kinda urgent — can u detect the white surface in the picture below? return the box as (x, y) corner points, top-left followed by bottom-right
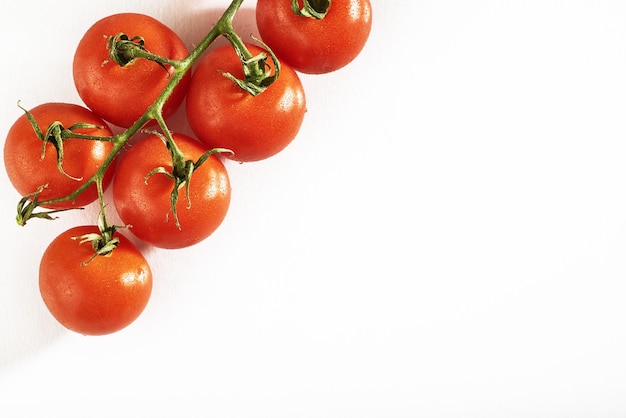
(2, 0), (626, 416)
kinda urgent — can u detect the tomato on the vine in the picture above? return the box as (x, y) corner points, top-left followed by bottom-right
(4, 102), (115, 210)
(73, 13), (190, 128)
(39, 225), (152, 336)
(185, 44), (306, 162)
(256, 0), (372, 74)
(112, 133), (231, 249)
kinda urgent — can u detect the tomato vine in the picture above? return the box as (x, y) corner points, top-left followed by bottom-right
(14, 0), (274, 241)
(4, 0), (372, 335)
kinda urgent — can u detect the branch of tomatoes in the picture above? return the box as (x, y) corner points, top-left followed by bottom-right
(8, 0), (375, 247)
(12, 0), (274, 234)
(5, 0), (372, 335)
(6, 0), (374, 255)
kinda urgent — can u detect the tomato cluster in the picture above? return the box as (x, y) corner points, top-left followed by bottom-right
(3, 0), (372, 336)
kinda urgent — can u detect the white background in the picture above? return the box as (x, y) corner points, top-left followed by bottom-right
(1, 0), (626, 416)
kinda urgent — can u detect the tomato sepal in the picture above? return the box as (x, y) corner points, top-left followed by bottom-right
(291, 0), (330, 19)
(15, 184), (80, 226)
(72, 232), (120, 265)
(221, 36), (281, 96)
(72, 209), (128, 265)
(104, 32), (177, 73)
(18, 101), (111, 182)
(143, 130), (232, 231)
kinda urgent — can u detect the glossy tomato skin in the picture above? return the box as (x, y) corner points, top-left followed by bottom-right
(256, 0), (372, 74)
(39, 226), (152, 336)
(73, 13), (190, 128)
(3, 103), (114, 210)
(113, 133), (231, 249)
(186, 44), (306, 162)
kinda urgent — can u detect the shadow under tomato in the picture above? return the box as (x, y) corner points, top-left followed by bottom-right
(0, 197), (158, 371)
(0, 223), (67, 371)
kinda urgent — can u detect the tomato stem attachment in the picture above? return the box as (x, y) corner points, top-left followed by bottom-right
(143, 125), (232, 230)
(221, 35), (281, 96)
(18, 102), (114, 182)
(73, 179), (126, 266)
(15, 184), (79, 226)
(104, 33), (178, 73)
(73, 213), (122, 266)
(291, 0), (331, 19)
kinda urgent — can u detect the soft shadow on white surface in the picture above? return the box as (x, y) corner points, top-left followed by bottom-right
(0, 203), (100, 370)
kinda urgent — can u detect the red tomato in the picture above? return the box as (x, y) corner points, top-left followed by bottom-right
(3, 102), (114, 210)
(73, 13), (190, 128)
(39, 225), (152, 336)
(185, 44), (306, 162)
(256, 0), (372, 74)
(112, 133), (231, 249)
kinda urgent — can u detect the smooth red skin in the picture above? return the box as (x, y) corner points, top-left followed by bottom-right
(4, 103), (114, 210)
(73, 13), (190, 128)
(256, 0), (372, 74)
(113, 133), (231, 249)
(186, 44), (306, 162)
(39, 226), (152, 336)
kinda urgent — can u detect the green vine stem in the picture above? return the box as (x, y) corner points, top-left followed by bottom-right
(15, 0), (275, 248)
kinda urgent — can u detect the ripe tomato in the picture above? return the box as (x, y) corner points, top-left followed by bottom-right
(256, 0), (372, 74)
(3, 102), (114, 210)
(185, 44), (306, 162)
(39, 225), (152, 336)
(73, 13), (190, 128)
(112, 133), (231, 249)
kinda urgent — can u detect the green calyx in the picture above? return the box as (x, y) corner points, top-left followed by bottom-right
(15, 185), (78, 226)
(143, 130), (232, 230)
(73, 208), (126, 266)
(221, 36), (281, 96)
(291, 0), (331, 19)
(19, 102), (107, 182)
(104, 33), (173, 73)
